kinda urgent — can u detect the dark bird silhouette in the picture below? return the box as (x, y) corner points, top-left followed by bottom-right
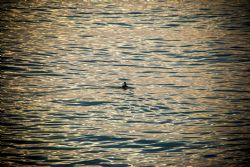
(122, 82), (128, 89)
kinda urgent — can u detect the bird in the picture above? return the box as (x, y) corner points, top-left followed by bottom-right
(122, 82), (128, 89)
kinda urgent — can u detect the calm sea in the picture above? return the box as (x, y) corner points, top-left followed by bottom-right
(1, 0), (250, 166)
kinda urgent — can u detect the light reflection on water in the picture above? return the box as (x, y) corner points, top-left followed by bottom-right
(1, 0), (250, 166)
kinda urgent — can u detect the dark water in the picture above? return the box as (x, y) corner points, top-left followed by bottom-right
(1, 0), (250, 166)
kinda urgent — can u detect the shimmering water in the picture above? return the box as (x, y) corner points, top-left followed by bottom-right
(1, 0), (250, 166)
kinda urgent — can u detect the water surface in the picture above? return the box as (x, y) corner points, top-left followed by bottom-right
(1, 0), (250, 166)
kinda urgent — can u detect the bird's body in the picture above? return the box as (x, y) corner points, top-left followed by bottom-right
(122, 82), (128, 89)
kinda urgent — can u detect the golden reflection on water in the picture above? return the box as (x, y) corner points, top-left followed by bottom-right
(1, 0), (250, 166)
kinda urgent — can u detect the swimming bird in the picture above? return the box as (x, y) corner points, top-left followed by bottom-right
(122, 82), (128, 89)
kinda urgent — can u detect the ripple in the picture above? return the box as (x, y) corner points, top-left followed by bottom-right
(52, 159), (110, 166)
(50, 99), (112, 106)
(142, 141), (186, 153)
